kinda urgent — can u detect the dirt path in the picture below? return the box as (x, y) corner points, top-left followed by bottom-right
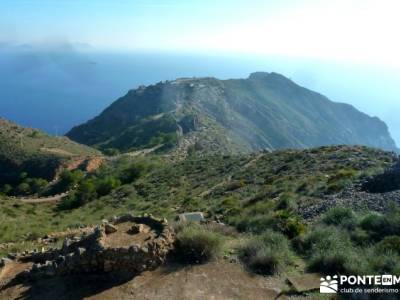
(40, 147), (74, 156)
(106, 261), (287, 300)
(242, 152), (264, 169)
(107, 144), (164, 162)
(199, 153), (264, 198)
(14, 156), (104, 204)
(0, 261), (288, 300)
(199, 175), (232, 197)
(18, 192), (67, 203)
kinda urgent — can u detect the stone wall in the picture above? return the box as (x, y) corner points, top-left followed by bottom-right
(25, 214), (175, 278)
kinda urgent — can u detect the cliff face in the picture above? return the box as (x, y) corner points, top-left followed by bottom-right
(66, 72), (398, 154)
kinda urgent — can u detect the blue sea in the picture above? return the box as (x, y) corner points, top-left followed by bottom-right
(0, 48), (399, 145)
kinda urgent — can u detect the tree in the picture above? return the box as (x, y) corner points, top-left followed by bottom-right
(120, 161), (149, 183)
(59, 170), (84, 190)
(30, 178), (48, 194)
(96, 176), (121, 196)
(17, 182), (31, 195)
(103, 148), (120, 156)
(19, 172), (28, 181)
(76, 179), (97, 205)
(1, 184), (12, 195)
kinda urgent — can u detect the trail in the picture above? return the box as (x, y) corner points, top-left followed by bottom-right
(17, 192), (68, 203)
(108, 144), (164, 161)
(199, 153), (264, 197)
(14, 156), (104, 204)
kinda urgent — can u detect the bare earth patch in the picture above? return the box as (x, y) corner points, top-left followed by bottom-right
(102, 222), (155, 249)
(0, 261), (290, 300)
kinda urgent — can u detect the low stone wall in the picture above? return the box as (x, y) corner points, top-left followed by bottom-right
(27, 214), (175, 277)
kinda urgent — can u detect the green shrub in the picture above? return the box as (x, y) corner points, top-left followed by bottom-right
(29, 178), (48, 194)
(375, 236), (400, 255)
(273, 210), (306, 238)
(350, 228), (371, 245)
(57, 192), (81, 210)
(275, 193), (297, 211)
(235, 214), (276, 233)
(359, 212), (390, 241)
(307, 247), (365, 275)
(175, 224), (225, 264)
(239, 230), (294, 275)
(327, 181), (348, 194)
(293, 226), (352, 255)
(359, 212), (387, 232)
(50, 170), (84, 195)
(1, 184), (12, 195)
(218, 196), (241, 216)
(367, 250), (400, 274)
(234, 209), (305, 238)
(96, 176), (121, 196)
(103, 148), (120, 156)
(17, 182), (31, 195)
(322, 207), (357, 229)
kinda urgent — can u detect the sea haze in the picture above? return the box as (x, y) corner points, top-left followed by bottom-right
(0, 47), (399, 146)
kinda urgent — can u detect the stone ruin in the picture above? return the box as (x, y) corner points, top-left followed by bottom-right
(18, 214), (175, 278)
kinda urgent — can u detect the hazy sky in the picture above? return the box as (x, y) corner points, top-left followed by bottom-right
(1, 0), (400, 144)
(2, 0), (400, 67)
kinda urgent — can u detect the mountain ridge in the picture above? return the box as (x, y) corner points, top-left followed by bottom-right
(66, 72), (397, 155)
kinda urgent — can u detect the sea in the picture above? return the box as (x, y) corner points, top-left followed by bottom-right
(0, 48), (399, 145)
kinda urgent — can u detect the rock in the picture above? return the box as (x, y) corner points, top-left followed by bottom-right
(105, 224), (118, 234)
(23, 214), (175, 279)
(31, 263), (40, 272)
(7, 253), (16, 260)
(44, 261), (56, 276)
(130, 224), (146, 234)
(62, 238), (72, 250)
(104, 260), (113, 272)
(0, 257), (12, 267)
(76, 247), (86, 256)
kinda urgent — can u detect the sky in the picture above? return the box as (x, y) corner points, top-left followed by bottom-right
(1, 0), (400, 144)
(1, 0), (399, 67)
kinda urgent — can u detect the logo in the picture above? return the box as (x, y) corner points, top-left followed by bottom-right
(320, 275), (338, 294)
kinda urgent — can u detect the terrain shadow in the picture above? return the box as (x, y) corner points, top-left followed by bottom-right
(362, 162), (400, 193)
(1, 271), (138, 300)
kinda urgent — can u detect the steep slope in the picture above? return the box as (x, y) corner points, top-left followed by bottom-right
(67, 72), (397, 154)
(0, 118), (99, 183)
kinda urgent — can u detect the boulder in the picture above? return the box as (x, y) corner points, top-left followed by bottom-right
(105, 224), (118, 234)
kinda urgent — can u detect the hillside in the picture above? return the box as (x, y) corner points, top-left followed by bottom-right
(1, 145), (397, 245)
(0, 118), (99, 184)
(2, 145), (400, 298)
(67, 72), (397, 155)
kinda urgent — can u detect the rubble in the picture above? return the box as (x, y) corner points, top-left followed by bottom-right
(17, 214), (175, 278)
(104, 223), (118, 234)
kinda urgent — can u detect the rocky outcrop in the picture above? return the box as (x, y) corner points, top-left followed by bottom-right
(301, 165), (400, 220)
(20, 214), (175, 278)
